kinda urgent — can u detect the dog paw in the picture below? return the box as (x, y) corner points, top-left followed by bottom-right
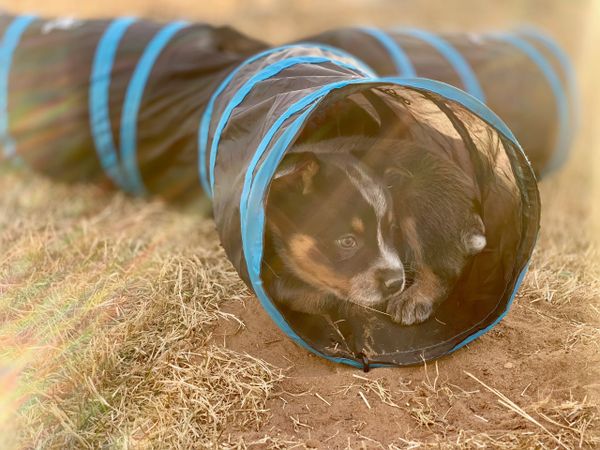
(386, 292), (434, 325)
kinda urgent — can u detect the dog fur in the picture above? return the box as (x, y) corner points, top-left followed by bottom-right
(262, 138), (405, 315)
(380, 140), (487, 325)
(263, 135), (486, 327)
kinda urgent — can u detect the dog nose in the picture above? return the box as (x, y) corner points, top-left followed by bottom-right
(379, 269), (405, 296)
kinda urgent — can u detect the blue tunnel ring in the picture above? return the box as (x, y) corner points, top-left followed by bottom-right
(359, 27), (416, 77)
(89, 19), (188, 195)
(518, 27), (580, 173)
(0, 15), (37, 160)
(392, 27), (486, 102)
(90, 16), (137, 190)
(208, 55), (373, 196)
(488, 32), (571, 177)
(239, 75), (533, 367)
(198, 43), (375, 198)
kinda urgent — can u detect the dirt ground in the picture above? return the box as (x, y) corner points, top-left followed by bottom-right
(1, 0), (599, 448)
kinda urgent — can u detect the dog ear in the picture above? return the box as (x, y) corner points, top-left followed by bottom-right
(272, 152), (320, 195)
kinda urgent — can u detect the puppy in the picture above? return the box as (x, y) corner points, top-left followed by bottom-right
(382, 141), (487, 325)
(262, 138), (405, 316)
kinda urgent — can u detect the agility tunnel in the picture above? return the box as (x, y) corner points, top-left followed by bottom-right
(0, 15), (266, 198)
(304, 27), (579, 177)
(0, 15), (540, 368)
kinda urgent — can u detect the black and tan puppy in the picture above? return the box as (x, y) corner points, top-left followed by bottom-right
(382, 141), (487, 325)
(263, 138), (405, 316)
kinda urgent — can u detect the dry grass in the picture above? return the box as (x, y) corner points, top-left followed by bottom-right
(0, 171), (283, 448)
(1, 0), (600, 449)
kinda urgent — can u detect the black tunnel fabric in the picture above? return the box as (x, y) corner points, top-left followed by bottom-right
(1, 15), (541, 367)
(303, 27), (579, 177)
(193, 44), (540, 367)
(0, 15), (267, 198)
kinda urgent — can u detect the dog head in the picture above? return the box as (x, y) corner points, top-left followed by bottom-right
(265, 145), (405, 310)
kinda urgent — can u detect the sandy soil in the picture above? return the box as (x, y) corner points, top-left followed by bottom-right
(1, 0), (599, 448)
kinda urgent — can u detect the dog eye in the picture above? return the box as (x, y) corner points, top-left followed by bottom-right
(335, 234), (357, 249)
